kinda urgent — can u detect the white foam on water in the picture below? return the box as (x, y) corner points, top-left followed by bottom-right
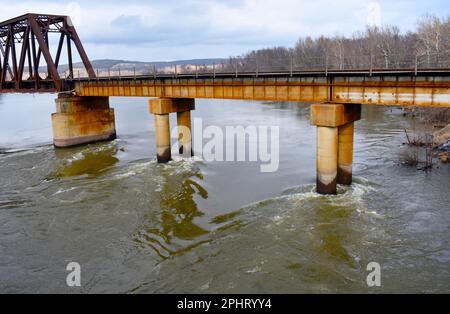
(243, 177), (383, 225)
(160, 156), (202, 175)
(357, 209), (384, 219)
(52, 187), (78, 195)
(114, 171), (138, 179)
(112, 161), (155, 179)
(66, 152), (84, 164)
(245, 265), (262, 273)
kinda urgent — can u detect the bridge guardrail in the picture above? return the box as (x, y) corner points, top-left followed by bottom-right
(62, 50), (450, 80)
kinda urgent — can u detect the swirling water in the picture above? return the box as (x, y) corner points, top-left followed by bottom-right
(0, 94), (449, 293)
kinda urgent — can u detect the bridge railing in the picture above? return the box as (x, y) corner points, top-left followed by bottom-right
(64, 50), (450, 80)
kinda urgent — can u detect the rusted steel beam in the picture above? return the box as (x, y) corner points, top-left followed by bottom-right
(1, 30), (11, 84)
(65, 18), (96, 78)
(73, 75), (450, 107)
(17, 26), (30, 88)
(0, 51), (2, 86)
(30, 29), (40, 89)
(9, 25), (18, 83)
(26, 35), (32, 79)
(0, 13), (64, 28)
(54, 33), (65, 68)
(67, 33), (73, 79)
(44, 30), (51, 79)
(36, 47), (42, 69)
(0, 41), (14, 79)
(28, 15), (61, 91)
(0, 14), (95, 92)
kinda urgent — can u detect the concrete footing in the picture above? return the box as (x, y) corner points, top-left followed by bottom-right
(52, 95), (116, 148)
(149, 98), (195, 163)
(311, 103), (361, 194)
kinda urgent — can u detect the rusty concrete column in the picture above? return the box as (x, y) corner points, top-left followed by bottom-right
(177, 110), (193, 157)
(311, 103), (361, 195)
(317, 126), (338, 194)
(154, 114), (171, 163)
(52, 95), (116, 148)
(149, 98), (195, 162)
(338, 122), (354, 185)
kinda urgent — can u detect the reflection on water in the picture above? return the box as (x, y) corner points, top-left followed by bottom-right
(0, 94), (449, 293)
(135, 165), (209, 260)
(313, 204), (355, 267)
(54, 143), (120, 178)
(131, 182), (386, 293)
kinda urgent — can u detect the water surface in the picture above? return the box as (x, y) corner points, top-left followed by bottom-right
(0, 94), (449, 293)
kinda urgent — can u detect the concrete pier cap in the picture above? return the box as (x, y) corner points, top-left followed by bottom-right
(149, 98), (195, 115)
(52, 94), (116, 148)
(310, 103), (361, 194)
(310, 103), (361, 127)
(149, 98), (195, 163)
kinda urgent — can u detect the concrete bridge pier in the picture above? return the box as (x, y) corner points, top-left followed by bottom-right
(338, 122), (355, 185)
(154, 114), (171, 163)
(177, 110), (193, 157)
(149, 98), (195, 163)
(311, 103), (361, 194)
(52, 95), (116, 148)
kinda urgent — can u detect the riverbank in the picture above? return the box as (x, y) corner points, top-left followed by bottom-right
(402, 108), (450, 166)
(434, 124), (450, 163)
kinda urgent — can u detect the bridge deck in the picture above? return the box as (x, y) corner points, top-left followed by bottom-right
(2, 69), (450, 107)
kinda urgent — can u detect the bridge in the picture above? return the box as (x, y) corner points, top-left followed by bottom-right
(1, 14), (450, 194)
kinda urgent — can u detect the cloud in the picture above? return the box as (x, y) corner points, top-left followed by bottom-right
(0, 0), (447, 61)
(366, 2), (382, 26)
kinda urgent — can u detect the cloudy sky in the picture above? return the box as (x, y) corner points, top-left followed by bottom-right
(1, 0), (448, 62)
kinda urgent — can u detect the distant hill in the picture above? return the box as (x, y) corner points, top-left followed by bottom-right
(52, 58), (228, 74)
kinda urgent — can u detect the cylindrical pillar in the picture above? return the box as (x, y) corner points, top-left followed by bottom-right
(338, 122), (354, 185)
(154, 114), (171, 163)
(316, 126), (338, 194)
(177, 110), (193, 157)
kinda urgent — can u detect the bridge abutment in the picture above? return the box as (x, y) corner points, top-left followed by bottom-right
(52, 95), (116, 148)
(311, 103), (361, 194)
(149, 98), (195, 163)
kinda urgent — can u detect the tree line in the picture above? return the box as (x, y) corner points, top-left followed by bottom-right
(222, 14), (450, 72)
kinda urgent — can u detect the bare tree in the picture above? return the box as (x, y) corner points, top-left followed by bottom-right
(416, 14), (448, 67)
(223, 14), (449, 73)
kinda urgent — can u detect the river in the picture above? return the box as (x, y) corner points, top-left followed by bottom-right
(0, 94), (449, 293)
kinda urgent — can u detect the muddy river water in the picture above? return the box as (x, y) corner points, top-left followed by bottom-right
(0, 94), (449, 293)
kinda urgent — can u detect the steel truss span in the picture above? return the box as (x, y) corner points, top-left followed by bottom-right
(0, 13), (95, 92)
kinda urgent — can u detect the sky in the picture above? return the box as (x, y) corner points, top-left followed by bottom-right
(1, 0), (449, 62)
